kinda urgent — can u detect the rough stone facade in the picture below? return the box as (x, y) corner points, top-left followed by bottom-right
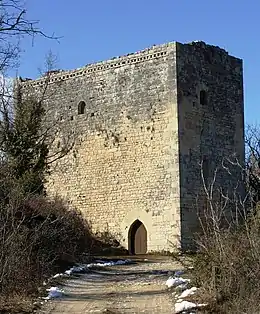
(20, 41), (244, 251)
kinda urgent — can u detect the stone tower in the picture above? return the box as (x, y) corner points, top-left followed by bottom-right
(20, 41), (244, 252)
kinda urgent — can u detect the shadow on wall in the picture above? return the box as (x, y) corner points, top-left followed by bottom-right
(93, 229), (128, 256)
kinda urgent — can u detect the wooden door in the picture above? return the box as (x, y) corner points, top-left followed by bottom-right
(134, 223), (147, 254)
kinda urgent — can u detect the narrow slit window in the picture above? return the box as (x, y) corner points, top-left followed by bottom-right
(200, 90), (207, 105)
(78, 101), (86, 114)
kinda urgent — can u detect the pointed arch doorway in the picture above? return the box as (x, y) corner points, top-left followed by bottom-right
(128, 220), (147, 254)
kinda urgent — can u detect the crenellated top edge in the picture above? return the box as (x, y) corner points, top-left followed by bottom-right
(20, 42), (177, 87)
(19, 40), (239, 87)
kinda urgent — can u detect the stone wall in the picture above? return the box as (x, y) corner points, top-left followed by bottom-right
(35, 43), (181, 252)
(176, 42), (244, 248)
(20, 41), (244, 252)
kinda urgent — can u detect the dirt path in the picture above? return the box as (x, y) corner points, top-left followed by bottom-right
(39, 257), (181, 314)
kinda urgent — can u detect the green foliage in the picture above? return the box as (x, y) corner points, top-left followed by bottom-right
(1, 89), (49, 194)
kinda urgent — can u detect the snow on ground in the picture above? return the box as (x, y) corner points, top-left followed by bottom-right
(44, 287), (64, 300)
(175, 300), (207, 314)
(166, 276), (190, 288)
(44, 259), (132, 299)
(52, 259), (132, 279)
(43, 259), (206, 313)
(178, 286), (197, 299)
(52, 273), (64, 279)
(65, 265), (85, 275)
(165, 270), (207, 313)
(86, 259), (132, 268)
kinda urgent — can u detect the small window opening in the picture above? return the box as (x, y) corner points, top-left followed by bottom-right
(200, 90), (207, 105)
(78, 101), (86, 114)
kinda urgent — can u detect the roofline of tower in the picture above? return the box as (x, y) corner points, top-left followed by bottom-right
(19, 40), (240, 87)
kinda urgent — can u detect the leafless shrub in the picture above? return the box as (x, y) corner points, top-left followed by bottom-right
(191, 153), (260, 313)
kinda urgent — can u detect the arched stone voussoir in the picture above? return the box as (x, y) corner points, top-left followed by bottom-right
(121, 209), (153, 251)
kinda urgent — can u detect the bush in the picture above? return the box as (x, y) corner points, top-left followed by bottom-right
(192, 211), (260, 313)
(0, 194), (94, 296)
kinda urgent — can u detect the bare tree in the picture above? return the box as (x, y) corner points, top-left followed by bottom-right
(245, 124), (260, 208)
(0, 0), (57, 74)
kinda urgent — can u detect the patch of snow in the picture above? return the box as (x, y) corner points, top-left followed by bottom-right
(86, 259), (132, 268)
(52, 273), (64, 279)
(175, 300), (207, 314)
(178, 286), (197, 299)
(175, 300), (197, 313)
(166, 271), (207, 313)
(166, 276), (190, 288)
(50, 259), (132, 282)
(65, 265), (85, 275)
(175, 300), (207, 313)
(49, 259), (132, 284)
(44, 287), (64, 300)
(64, 269), (73, 275)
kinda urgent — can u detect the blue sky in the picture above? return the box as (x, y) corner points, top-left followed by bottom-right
(18, 0), (259, 125)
